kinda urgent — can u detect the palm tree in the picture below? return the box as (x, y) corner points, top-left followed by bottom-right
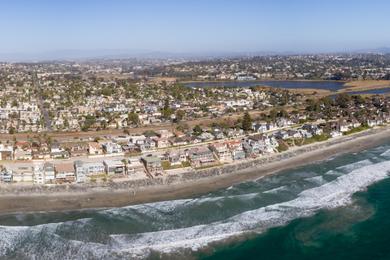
(121, 159), (128, 175)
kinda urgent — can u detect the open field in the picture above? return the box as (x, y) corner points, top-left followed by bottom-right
(341, 80), (390, 92)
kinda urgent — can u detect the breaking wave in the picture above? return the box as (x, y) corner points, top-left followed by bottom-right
(109, 160), (390, 256)
(0, 153), (390, 259)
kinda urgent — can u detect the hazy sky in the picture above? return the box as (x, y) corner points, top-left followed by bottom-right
(0, 0), (389, 54)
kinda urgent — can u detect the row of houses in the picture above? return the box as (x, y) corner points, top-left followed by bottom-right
(154, 135), (278, 171)
(0, 158), (145, 184)
(0, 132), (281, 184)
(0, 128), (238, 162)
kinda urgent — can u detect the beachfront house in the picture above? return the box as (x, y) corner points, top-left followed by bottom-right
(74, 160), (105, 182)
(302, 124), (323, 135)
(33, 163), (44, 184)
(350, 119), (362, 128)
(287, 130), (302, 139)
(226, 140), (246, 161)
(298, 129), (313, 139)
(125, 157), (145, 175)
(337, 120), (350, 133)
(0, 144), (13, 161)
(244, 135), (277, 155)
(141, 156), (163, 175)
(103, 159), (126, 175)
(43, 162), (56, 184)
(367, 118), (383, 127)
(0, 169), (13, 183)
(138, 138), (157, 152)
(330, 131), (343, 138)
(274, 130), (289, 140)
(12, 166), (34, 183)
(188, 146), (216, 168)
(166, 150), (187, 166)
(55, 163), (76, 184)
(209, 142), (232, 162)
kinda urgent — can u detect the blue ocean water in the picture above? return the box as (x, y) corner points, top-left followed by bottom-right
(1, 142), (390, 259)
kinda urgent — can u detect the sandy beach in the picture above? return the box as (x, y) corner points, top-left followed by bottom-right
(0, 126), (390, 215)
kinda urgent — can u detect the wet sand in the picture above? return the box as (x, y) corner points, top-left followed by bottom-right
(0, 127), (390, 215)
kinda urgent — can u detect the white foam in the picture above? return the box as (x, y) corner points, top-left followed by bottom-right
(104, 192), (260, 218)
(1, 160), (389, 259)
(304, 176), (327, 185)
(104, 198), (193, 218)
(380, 149), (390, 158)
(263, 185), (288, 194)
(108, 160), (390, 256)
(325, 170), (343, 176)
(336, 159), (373, 173)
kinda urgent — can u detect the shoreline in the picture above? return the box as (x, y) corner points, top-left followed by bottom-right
(0, 127), (390, 215)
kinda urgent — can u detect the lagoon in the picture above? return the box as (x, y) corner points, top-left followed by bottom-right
(185, 80), (346, 91)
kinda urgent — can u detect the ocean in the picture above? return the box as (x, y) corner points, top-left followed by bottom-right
(1, 142), (390, 259)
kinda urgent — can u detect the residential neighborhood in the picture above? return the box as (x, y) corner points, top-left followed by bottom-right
(1, 90), (390, 185)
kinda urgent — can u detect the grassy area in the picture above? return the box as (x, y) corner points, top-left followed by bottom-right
(277, 141), (289, 152)
(344, 125), (370, 135)
(195, 163), (223, 170)
(162, 161), (191, 170)
(89, 173), (108, 182)
(293, 134), (330, 146)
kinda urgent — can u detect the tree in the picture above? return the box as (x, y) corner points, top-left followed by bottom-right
(353, 95), (365, 106)
(320, 96), (334, 107)
(193, 125), (203, 136)
(175, 110), (185, 122)
(200, 104), (209, 113)
(11, 100), (18, 107)
(162, 99), (173, 119)
(127, 112), (139, 125)
(121, 159), (128, 175)
(8, 127), (16, 134)
(81, 115), (96, 131)
(242, 112), (252, 131)
(279, 109), (288, 118)
(100, 87), (113, 96)
(63, 117), (69, 129)
(335, 93), (351, 108)
(269, 108), (278, 121)
(306, 99), (320, 112)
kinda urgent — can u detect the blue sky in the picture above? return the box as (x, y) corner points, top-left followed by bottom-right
(0, 0), (389, 55)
